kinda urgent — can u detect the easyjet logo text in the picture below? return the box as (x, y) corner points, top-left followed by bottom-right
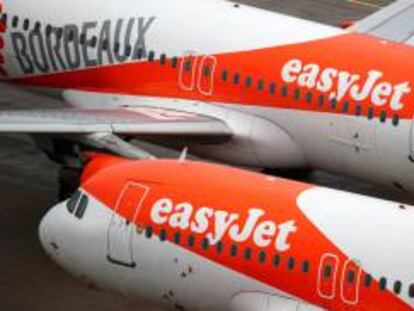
(281, 59), (411, 111)
(150, 198), (297, 252)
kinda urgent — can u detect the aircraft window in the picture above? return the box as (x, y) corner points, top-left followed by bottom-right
(341, 101), (349, 113)
(393, 281), (402, 295)
(67, 190), (81, 214)
(269, 82), (276, 94)
(145, 226), (153, 238)
(23, 18), (29, 31)
(173, 232), (181, 244)
(102, 39), (108, 50)
(46, 25), (52, 37)
(12, 16), (18, 28)
(80, 34), (87, 45)
(392, 115), (400, 127)
(1, 13), (7, 25)
(148, 51), (155, 62)
(171, 57), (178, 68)
(160, 54), (167, 65)
(221, 70), (229, 82)
(281, 85), (288, 97)
(306, 91), (313, 104)
(380, 111), (387, 123)
(56, 28), (63, 40)
(125, 45), (132, 57)
(367, 107), (374, 120)
(159, 228), (167, 242)
(330, 98), (337, 109)
(136, 48), (144, 60)
(245, 76), (253, 88)
(287, 257), (295, 270)
(216, 241), (223, 254)
(355, 105), (362, 116)
(90, 36), (97, 48)
(259, 251), (266, 264)
(409, 284), (414, 298)
(318, 95), (324, 107)
(302, 260), (310, 273)
(233, 73), (240, 85)
(244, 247), (252, 260)
(203, 66), (211, 77)
(187, 235), (195, 247)
(324, 265), (332, 278)
(230, 244), (238, 257)
(379, 277), (387, 291)
(364, 274), (372, 287)
(257, 79), (264, 91)
(273, 254), (281, 267)
(347, 270), (356, 284)
(201, 238), (209, 250)
(34, 22), (41, 33)
(183, 60), (192, 72)
(294, 88), (300, 100)
(75, 195), (89, 219)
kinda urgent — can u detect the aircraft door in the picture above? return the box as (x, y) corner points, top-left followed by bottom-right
(340, 259), (362, 305)
(107, 182), (149, 268)
(197, 55), (217, 96)
(178, 52), (199, 91)
(317, 253), (339, 300)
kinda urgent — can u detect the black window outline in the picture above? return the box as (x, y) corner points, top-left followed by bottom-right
(187, 235), (195, 247)
(202, 65), (211, 78)
(318, 95), (325, 107)
(145, 225), (153, 239)
(392, 114), (400, 127)
(216, 241), (224, 254)
(281, 85), (288, 97)
(379, 277), (387, 291)
(232, 73), (240, 85)
(324, 265), (332, 278)
(367, 107), (374, 120)
(364, 274), (372, 288)
(294, 88), (300, 101)
(341, 101), (349, 113)
(90, 36), (97, 48)
(34, 21), (41, 33)
(136, 48), (144, 60)
(148, 50), (155, 62)
(393, 280), (402, 295)
(379, 111), (387, 123)
(346, 270), (356, 285)
(273, 254), (281, 267)
(302, 260), (310, 273)
(160, 54), (167, 65)
(101, 39), (109, 50)
(74, 194), (89, 219)
(269, 82), (276, 94)
(221, 70), (229, 82)
(245, 76), (253, 88)
(173, 231), (181, 244)
(23, 18), (29, 31)
(80, 33), (87, 46)
(125, 45), (132, 57)
(159, 228), (167, 242)
(201, 238), (210, 251)
(66, 190), (81, 214)
(259, 251), (266, 264)
(230, 244), (238, 257)
(243, 247), (252, 260)
(330, 98), (337, 109)
(171, 57), (178, 69)
(257, 79), (264, 91)
(355, 104), (362, 116)
(1, 13), (8, 26)
(409, 284), (414, 298)
(305, 91), (313, 104)
(12, 15), (18, 28)
(287, 257), (295, 271)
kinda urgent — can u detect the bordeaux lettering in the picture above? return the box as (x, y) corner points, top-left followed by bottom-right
(150, 197), (297, 252)
(281, 58), (411, 111)
(11, 16), (156, 75)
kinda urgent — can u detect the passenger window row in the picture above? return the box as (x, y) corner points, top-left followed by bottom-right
(143, 225), (414, 299)
(2, 13), (401, 127)
(220, 68), (400, 127)
(66, 190), (89, 219)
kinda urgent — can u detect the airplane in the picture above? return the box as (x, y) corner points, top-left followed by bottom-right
(0, 0), (414, 197)
(39, 152), (414, 310)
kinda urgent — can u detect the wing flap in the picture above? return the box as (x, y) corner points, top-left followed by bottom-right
(0, 108), (232, 137)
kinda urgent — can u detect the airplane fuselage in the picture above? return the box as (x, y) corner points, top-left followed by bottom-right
(2, 0), (414, 193)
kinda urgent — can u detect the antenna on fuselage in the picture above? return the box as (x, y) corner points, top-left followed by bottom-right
(179, 147), (188, 163)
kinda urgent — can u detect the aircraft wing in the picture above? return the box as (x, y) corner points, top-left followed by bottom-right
(353, 0), (414, 45)
(0, 107), (231, 137)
